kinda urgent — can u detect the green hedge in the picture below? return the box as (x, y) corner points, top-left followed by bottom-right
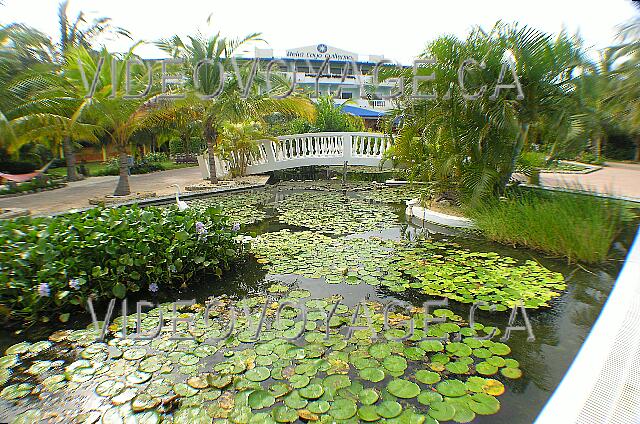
(0, 205), (244, 323)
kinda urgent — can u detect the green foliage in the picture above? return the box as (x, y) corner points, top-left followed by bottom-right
(0, 177), (63, 196)
(0, 204), (243, 323)
(143, 152), (168, 163)
(466, 190), (632, 263)
(385, 22), (584, 201)
(219, 121), (274, 176)
(169, 138), (206, 155)
(268, 97), (364, 136)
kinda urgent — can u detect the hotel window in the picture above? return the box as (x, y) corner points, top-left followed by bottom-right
(341, 92), (353, 99)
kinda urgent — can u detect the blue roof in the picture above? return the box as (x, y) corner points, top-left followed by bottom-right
(341, 105), (386, 118)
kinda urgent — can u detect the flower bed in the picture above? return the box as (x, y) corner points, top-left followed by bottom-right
(0, 204), (245, 323)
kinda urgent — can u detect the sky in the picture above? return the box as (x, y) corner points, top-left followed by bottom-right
(1, 0), (638, 63)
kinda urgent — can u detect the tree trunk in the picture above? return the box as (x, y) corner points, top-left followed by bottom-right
(204, 115), (218, 184)
(500, 123), (530, 191)
(63, 136), (80, 182)
(595, 135), (602, 160)
(113, 148), (131, 196)
(635, 135), (640, 162)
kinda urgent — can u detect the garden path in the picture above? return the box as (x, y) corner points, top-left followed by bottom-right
(539, 162), (640, 201)
(0, 167), (265, 216)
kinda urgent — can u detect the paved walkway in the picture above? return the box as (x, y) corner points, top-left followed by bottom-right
(2, 162), (639, 217)
(0, 167), (211, 216)
(539, 162), (640, 201)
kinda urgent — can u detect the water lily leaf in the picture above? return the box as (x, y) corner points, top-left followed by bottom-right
(323, 374), (351, 390)
(245, 366), (270, 382)
(299, 383), (324, 399)
(359, 367), (385, 383)
(415, 370), (440, 385)
(174, 407), (210, 424)
(271, 405), (298, 422)
(96, 380), (125, 398)
(428, 401), (455, 421)
(436, 380), (467, 397)
(467, 393), (500, 415)
(329, 398), (357, 420)
(383, 356), (408, 374)
(376, 400), (403, 419)
(132, 394), (161, 412)
(476, 362), (499, 376)
(387, 379), (421, 398)
(307, 400), (330, 414)
(248, 390), (276, 409)
(289, 374), (309, 388)
(359, 388), (379, 405)
(489, 343), (511, 356)
(284, 390), (308, 409)
(1, 383), (32, 400)
(501, 367), (523, 379)
(358, 405), (381, 422)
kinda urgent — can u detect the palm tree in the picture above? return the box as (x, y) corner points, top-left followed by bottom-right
(570, 49), (616, 160)
(611, 16), (640, 161)
(385, 22), (583, 201)
(0, 24), (56, 153)
(157, 25), (315, 183)
(51, 0), (130, 181)
(219, 121), (275, 176)
(62, 47), (168, 195)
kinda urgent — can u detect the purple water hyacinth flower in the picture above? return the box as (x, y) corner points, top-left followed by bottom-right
(232, 222), (240, 232)
(38, 282), (50, 297)
(149, 283), (159, 293)
(69, 278), (80, 290)
(195, 221), (208, 235)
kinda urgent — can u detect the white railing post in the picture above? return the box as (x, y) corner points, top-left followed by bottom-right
(343, 133), (352, 162)
(265, 140), (276, 166)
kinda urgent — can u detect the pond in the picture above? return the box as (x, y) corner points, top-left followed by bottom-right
(0, 181), (631, 424)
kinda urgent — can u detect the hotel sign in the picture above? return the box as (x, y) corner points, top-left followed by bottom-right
(285, 44), (356, 61)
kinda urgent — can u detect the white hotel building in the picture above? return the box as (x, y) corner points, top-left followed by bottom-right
(252, 44), (400, 127)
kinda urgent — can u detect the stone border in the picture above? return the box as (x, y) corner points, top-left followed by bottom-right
(539, 160), (602, 175)
(0, 183), (67, 199)
(405, 199), (475, 229)
(0, 208), (30, 220)
(46, 181), (270, 218)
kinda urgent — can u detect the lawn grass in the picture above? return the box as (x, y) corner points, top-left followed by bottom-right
(46, 160), (196, 178)
(466, 189), (635, 264)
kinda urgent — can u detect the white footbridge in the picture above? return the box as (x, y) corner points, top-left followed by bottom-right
(197, 132), (392, 179)
(536, 227), (640, 424)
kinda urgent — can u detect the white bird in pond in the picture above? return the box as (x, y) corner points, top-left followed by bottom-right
(172, 184), (189, 211)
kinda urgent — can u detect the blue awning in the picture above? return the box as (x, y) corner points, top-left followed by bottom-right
(341, 105), (386, 118)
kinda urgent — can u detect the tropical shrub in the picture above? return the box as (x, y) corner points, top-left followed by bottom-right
(268, 96), (365, 136)
(466, 190), (633, 263)
(384, 23), (583, 202)
(143, 152), (169, 163)
(219, 121), (275, 177)
(0, 204), (245, 323)
(0, 177), (64, 196)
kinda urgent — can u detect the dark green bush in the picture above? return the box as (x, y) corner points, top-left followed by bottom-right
(0, 205), (245, 323)
(0, 161), (37, 174)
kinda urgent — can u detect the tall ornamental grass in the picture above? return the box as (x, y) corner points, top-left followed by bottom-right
(467, 190), (634, 264)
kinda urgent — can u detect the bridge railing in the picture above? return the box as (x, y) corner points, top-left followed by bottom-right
(198, 132), (392, 179)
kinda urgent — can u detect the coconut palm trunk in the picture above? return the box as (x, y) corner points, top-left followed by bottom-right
(114, 148), (131, 196)
(204, 115), (218, 184)
(62, 136), (80, 181)
(500, 122), (530, 190)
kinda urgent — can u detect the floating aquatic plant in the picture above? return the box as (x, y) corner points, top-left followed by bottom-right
(1, 291), (521, 423)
